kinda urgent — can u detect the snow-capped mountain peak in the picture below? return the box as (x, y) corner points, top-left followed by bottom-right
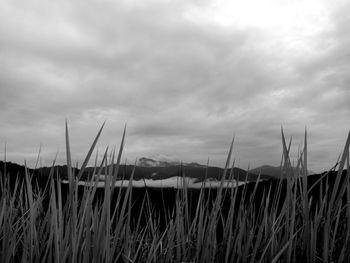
(137, 157), (180, 167)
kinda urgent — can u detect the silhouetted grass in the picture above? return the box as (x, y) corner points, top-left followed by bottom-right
(0, 123), (349, 262)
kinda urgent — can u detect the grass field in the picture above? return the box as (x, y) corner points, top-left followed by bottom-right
(0, 122), (349, 262)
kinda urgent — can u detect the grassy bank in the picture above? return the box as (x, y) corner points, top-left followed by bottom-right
(0, 123), (349, 262)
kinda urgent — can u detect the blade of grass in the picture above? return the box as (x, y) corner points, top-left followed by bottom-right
(77, 121), (106, 180)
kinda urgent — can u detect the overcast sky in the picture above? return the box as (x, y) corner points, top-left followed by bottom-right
(0, 0), (349, 172)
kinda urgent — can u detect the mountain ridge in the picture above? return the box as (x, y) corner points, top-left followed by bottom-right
(0, 160), (271, 182)
(250, 165), (315, 178)
(137, 157), (206, 168)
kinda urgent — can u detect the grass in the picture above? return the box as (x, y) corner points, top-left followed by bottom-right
(0, 123), (349, 262)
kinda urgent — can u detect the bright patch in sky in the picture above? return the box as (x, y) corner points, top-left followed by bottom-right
(186, 0), (329, 29)
(185, 0), (332, 52)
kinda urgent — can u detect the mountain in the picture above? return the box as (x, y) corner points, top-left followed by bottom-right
(250, 165), (315, 178)
(133, 158), (274, 181)
(137, 157), (180, 167)
(84, 163), (273, 182)
(0, 161), (80, 180)
(137, 157), (206, 168)
(184, 162), (207, 168)
(1, 160), (271, 185)
(0, 161), (78, 191)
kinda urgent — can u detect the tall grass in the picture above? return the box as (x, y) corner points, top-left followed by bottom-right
(0, 124), (349, 262)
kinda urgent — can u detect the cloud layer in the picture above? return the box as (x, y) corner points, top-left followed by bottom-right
(0, 0), (349, 172)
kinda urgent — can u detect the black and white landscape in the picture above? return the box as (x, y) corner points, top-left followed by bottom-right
(1, 0), (350, 262)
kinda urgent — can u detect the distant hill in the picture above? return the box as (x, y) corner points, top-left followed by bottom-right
(82, 163), (273, 182)
(250, 165), (315, 178)
(137, 157), (206, 168)
(134, 157), (272, 181)
(0, 161), (79, 189)
(1, 160), (272, 184)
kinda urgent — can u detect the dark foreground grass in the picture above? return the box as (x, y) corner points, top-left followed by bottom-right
(0, 123), (350, 263)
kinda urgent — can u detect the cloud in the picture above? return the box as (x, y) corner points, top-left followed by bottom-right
(0, 0), (349, 173)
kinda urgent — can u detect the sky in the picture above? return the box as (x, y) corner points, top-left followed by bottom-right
(0, 0), (349, 173)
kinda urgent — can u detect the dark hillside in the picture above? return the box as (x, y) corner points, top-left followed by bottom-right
(250, 165), (315, 178)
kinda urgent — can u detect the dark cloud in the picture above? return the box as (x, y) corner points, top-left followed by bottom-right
(0, 0), (349, 172)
